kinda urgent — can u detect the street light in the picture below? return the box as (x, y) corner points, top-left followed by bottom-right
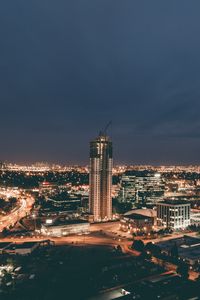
(32, 214), (36, 231)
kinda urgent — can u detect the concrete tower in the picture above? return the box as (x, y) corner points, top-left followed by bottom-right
(89, 133), (113, 221)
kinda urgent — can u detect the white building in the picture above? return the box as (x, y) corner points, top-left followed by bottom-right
(190, 212), (200, 226)
(41, 219), (90, 237)
(157, 200), (190, 229)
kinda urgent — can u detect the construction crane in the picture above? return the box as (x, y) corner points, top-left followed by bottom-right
(99, 121), (112, 136)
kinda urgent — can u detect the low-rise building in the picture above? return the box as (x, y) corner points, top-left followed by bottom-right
(124, 209), (157, 220)
(157, 200), (190, 229)
(157, 235), (200, 266)
(41, 218), (90, 237)
(4, 242), (40, 255)
(120, 210), (155, 233)
(190, 212), (200, 226)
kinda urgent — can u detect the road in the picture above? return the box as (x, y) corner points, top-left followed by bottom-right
(0, 219), (197, 256)
(0, 217), (199, 281)
(0, 195), (34, 231)
(0, 225), (138, 258)
(1, 233), (131, 248)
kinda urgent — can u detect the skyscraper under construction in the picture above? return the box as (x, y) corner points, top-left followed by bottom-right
(89, 133), (113, 222)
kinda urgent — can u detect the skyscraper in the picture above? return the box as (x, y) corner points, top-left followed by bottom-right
(89, 133), (113, 221)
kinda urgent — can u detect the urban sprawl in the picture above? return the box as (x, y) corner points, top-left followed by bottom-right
(1, 134), (200, 299)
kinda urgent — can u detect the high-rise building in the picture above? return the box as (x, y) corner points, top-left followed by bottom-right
(89, 134), (113, 221)
(117, 175), (136, 203)
(135, 174), (165, 205)
(117, 173), (165, 205)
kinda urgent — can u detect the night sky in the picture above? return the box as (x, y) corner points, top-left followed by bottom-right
(1, 1), (200, 165)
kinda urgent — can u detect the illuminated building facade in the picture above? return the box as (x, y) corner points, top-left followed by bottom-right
(41, 219), (90, 237)
(89, 134), (113, 221)
(135, 174), (165, 205)
(118, 175), (136, 203)
(118, 173), (165, 205)
(120, 213), (154, 234)
(157, 200), (191, 229)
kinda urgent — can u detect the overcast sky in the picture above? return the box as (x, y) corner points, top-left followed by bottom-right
(1, 1), (200, 165)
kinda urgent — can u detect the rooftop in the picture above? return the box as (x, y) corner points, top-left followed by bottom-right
(124, 209), (156, 218)
(5, 242), (40, 250)
(157, 199), (190, 206)
(157, 236), (200, 249)
(44, 218), (89, 227)
(157, 235), (200, 261)
(123, 213), (152, 221)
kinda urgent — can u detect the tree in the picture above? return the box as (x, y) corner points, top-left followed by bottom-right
(2, 269), (12, 286)
(116, 245), (122, 253)
(9, 197), (17, 209)
(0, 198), (6, 210)
(1, 227), (9, 237)
(177, 263), (189, 279)
(132, 240), (144, 252)
(139, 250), (151, 260)
(170, 243), (179, 259)
(6, 257), (16, 268)
(112, 198), (133, 214)
(145, 242), (153, 251)
(145, 242), (161, 256)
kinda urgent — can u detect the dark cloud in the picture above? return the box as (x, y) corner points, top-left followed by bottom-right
(0, 0), (200, 164)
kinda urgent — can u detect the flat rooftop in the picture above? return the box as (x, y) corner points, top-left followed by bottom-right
(157, 235), (200, 261)
(124, 209), (156, 218)
(5, 242), (40, 250)
(45, 218), (89, 227)
(157, 200), (190, 206)
(157, 236), (200, 249)
(123, 213), (152, 221)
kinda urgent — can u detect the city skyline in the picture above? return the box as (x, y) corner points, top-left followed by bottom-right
(1, 2), (200, 299)
(1, 1), (200, 164)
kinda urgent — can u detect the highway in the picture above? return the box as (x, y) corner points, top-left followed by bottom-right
(0, 195), (34, 231)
